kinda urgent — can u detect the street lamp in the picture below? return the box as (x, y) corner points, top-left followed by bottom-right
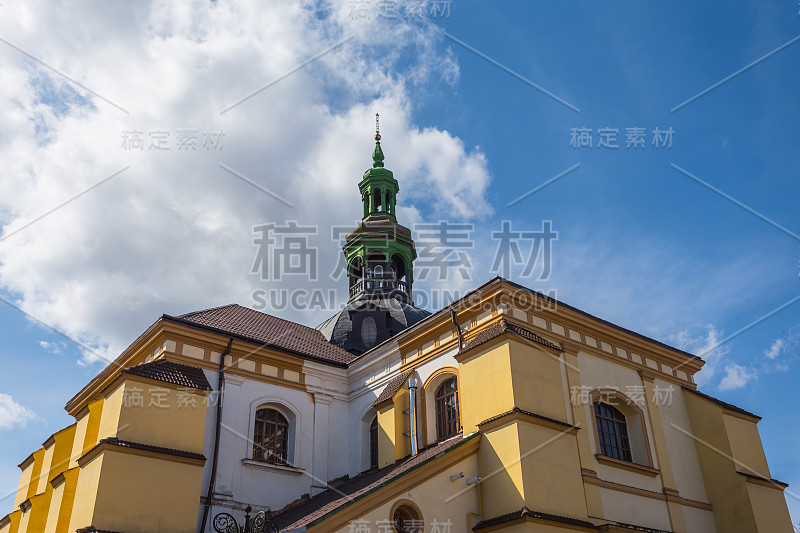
(212, 505), (279, 533)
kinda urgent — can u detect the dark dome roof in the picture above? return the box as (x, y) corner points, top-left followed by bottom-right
(317, 295), (430, 354)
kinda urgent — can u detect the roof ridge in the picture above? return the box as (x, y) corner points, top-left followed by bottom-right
(182, 303), (325, 334)
(178, 302), (241, 319)
(121, 358), (212, 391)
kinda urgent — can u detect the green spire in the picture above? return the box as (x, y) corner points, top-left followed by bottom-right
(372, 139), (384, 168)
(372, 112), (384, 167)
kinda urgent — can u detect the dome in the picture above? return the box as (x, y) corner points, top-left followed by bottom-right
(317, 294), (430, 355)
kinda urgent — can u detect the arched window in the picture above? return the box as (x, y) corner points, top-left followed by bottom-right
(594, 402), (632, 462)
(253, 407), (289, 464)
(392, 504), (423, 533)
(361, 316), (378, 349)
(435, 378), (460, 440)
(369, 416), (379, 469)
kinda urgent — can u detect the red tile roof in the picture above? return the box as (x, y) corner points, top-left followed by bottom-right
(94, 437), (206, 462)
(474, 507), (597, 530)
(461, 318), (561, 354)
(167, 304), (355, 366)
(273, 434), (475, 530)
(122, 359), (212, 391)
(372, 370), (412, 407)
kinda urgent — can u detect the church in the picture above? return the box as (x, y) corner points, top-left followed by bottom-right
(1, 126), (794, 533)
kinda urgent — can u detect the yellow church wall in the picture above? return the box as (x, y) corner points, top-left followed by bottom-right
(746, 482), (794, 533)
(97, 381), (124, 442)
(682, 388), (792, 532)
(43, 478), (64, 533)
(22, 490), (51, 533)
(468, 522), (593, 533)
(24, 450), (44, 501)
(515, 422), (587, 519)
(457, 339), (515, 433)
(15, 508), (28, 533)
(81, 398), (105, 456)
(13, 458), (32, 509)
(507, 340), (567, 422)
(102, 377), (209, 453)
(377, 402), (396, 468)
(327, 443), (479, 533)
(722, 414), (771, 477)
(0, 511), (20, 533)
(47, 426), (76, 489)
(66, 454), (103, 533)
(598, 486), (672, 531)
(35, 444), (54, 496)
(86, 450), (204, 533)
(54, 468), (79, 533)
(69, 410), (89, 469)
(652, 378), (710, 505)
(392, 388), (410, 460)
(477, 423), (525, 516)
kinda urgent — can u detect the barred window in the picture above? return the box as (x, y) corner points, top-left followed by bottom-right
(594, 402), (632, 462)
(435, 378), (460, 440)
(369, 415), (379, 469)
(393, 505), (423, 533)
(253, 408), (289, 464)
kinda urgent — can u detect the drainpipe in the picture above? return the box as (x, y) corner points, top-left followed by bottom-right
(450, 309), (463, 352)
(199, 338), (233, 533)
(408, 378), (419, 456)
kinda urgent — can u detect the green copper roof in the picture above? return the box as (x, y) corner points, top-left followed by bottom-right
(372, 140), (384, 168)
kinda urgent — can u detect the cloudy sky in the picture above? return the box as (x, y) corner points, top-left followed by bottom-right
(0, 0), (798, 523)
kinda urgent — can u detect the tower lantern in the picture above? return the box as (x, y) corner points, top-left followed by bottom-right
(317, 117), (429, 354)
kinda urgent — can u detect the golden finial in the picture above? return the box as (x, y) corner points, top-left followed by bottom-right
(375, 113), (381, 141)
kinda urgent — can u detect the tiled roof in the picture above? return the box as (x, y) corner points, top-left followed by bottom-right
(273, 434), (475, 530)
(122, 359), (212, 391)
(461, 318), (562, 354)
(473, 507), (597, 530)
(683, 387), (761, 420)
(97, 437), (206, 461)
(168, 304), (355, 366)
(477, 407), (578, 431)
(372, 370), (412, 407)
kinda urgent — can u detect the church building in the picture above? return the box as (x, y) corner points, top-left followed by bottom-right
(0, 125), (794, 533)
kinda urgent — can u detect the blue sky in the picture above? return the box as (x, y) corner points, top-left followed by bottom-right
(0, 0), (798, 524)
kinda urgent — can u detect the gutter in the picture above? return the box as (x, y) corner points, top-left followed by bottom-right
(198, 337), (233, 533)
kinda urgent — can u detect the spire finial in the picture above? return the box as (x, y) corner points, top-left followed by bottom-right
(372, 113), (384, 167)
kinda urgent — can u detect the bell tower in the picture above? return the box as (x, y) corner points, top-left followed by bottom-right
(317, 115), (429, 355)
(343, 114), (416, 303)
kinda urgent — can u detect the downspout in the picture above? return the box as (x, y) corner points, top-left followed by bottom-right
(450, 309), (463, 352)
(199, 338), (233, 533)
(408, 378), (419, 456)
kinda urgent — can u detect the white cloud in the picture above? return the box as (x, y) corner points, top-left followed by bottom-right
(668, 324), (729, 387)
(38, 340), (66, 354)
(0, 1), (492, 364)
(0, 394), (39, 430)
(718, 364), (757, 391)
(765, 338), (785, 360)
